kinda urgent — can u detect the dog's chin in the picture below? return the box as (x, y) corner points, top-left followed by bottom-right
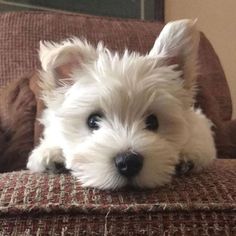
(70, 163), (175, 190)
(73, 172), (174, 190)
(71, 169), (128, 190)
(66, 147), (178, 189)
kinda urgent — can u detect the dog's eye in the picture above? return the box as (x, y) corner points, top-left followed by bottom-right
(87, 113), (102, 130)
(145, 114), (159, 131)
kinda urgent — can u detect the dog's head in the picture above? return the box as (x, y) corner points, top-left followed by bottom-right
(39, 19), (199, 189)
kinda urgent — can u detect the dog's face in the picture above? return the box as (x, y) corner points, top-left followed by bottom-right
(39, 20), (199, 189)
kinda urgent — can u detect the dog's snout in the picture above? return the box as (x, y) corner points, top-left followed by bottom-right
(114, 152), (143, 177)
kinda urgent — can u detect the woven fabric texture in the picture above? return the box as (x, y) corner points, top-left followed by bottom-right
(0, 159), (235, 235)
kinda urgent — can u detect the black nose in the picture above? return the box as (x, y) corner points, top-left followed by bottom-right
(114, 152), (143, 177)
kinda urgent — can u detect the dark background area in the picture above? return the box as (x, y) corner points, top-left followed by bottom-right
(0, 0), (164, 21)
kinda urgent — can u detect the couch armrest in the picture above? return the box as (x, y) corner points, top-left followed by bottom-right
(0, 76), (36, 172)
(227, 119), (236, 142)
(214, 119), (236, 158)
(0, 159), (235, 235)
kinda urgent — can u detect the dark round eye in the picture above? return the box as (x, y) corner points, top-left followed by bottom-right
(145, 114), (159, 131)
(87, 113), (102, 130)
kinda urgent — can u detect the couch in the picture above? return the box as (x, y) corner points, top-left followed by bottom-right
(0, 12), (235, 235)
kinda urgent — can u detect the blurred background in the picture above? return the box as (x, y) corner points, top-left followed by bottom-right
(165, 0), (236, 118)
(0, 0), (235, 117)
(0, 0), (163, 20)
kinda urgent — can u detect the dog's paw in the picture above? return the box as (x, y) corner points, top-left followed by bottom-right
(27, 147), (66, 173)
(179, 151), (215, 174)
(45, 161), (69, 174)
(175, 160), (194, 176)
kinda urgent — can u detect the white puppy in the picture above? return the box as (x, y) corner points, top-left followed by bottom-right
(27, 19), (216, 189)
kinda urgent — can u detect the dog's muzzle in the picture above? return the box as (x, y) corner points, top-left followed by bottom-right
(114, 152), (143, 177)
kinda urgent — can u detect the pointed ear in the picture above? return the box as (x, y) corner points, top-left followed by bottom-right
(39, 38), (97, 88)
(149, 19), (200, 92)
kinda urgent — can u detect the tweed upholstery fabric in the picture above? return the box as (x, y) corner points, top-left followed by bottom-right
(0, 160), (235, 235)
(0, 11), (232, 121)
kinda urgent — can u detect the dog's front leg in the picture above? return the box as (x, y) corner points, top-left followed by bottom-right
(27, 140), (66, 173)
(180, 110), (216, 173)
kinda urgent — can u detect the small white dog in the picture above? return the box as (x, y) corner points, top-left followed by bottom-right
(27, 19), (216, 189)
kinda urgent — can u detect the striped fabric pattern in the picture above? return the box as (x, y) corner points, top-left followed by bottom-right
(0, 160), (235, 235)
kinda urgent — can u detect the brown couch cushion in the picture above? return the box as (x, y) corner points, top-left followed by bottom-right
(0, 159), (235, 235)
(0, 75), (36, 172)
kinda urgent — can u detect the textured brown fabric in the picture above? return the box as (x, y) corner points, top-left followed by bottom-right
(196, 34), (232, 121)
(215, 120), (236, 158)
(0, 159), (235, 235)
(0, 75), (36, 172)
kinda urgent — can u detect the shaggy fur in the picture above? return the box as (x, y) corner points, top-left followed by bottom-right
(27, 20), (216, 188)
(26, 19), (217, 189)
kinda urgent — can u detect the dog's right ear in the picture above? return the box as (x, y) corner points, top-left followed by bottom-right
(39, 38), (98, 88)
(149, 19), (200, 96)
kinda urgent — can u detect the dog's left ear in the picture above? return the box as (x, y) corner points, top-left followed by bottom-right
(39, 38), (98, 88)
(149, 19), (200, 93)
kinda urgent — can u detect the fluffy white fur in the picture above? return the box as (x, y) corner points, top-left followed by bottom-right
(27, 19), (216, 189)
